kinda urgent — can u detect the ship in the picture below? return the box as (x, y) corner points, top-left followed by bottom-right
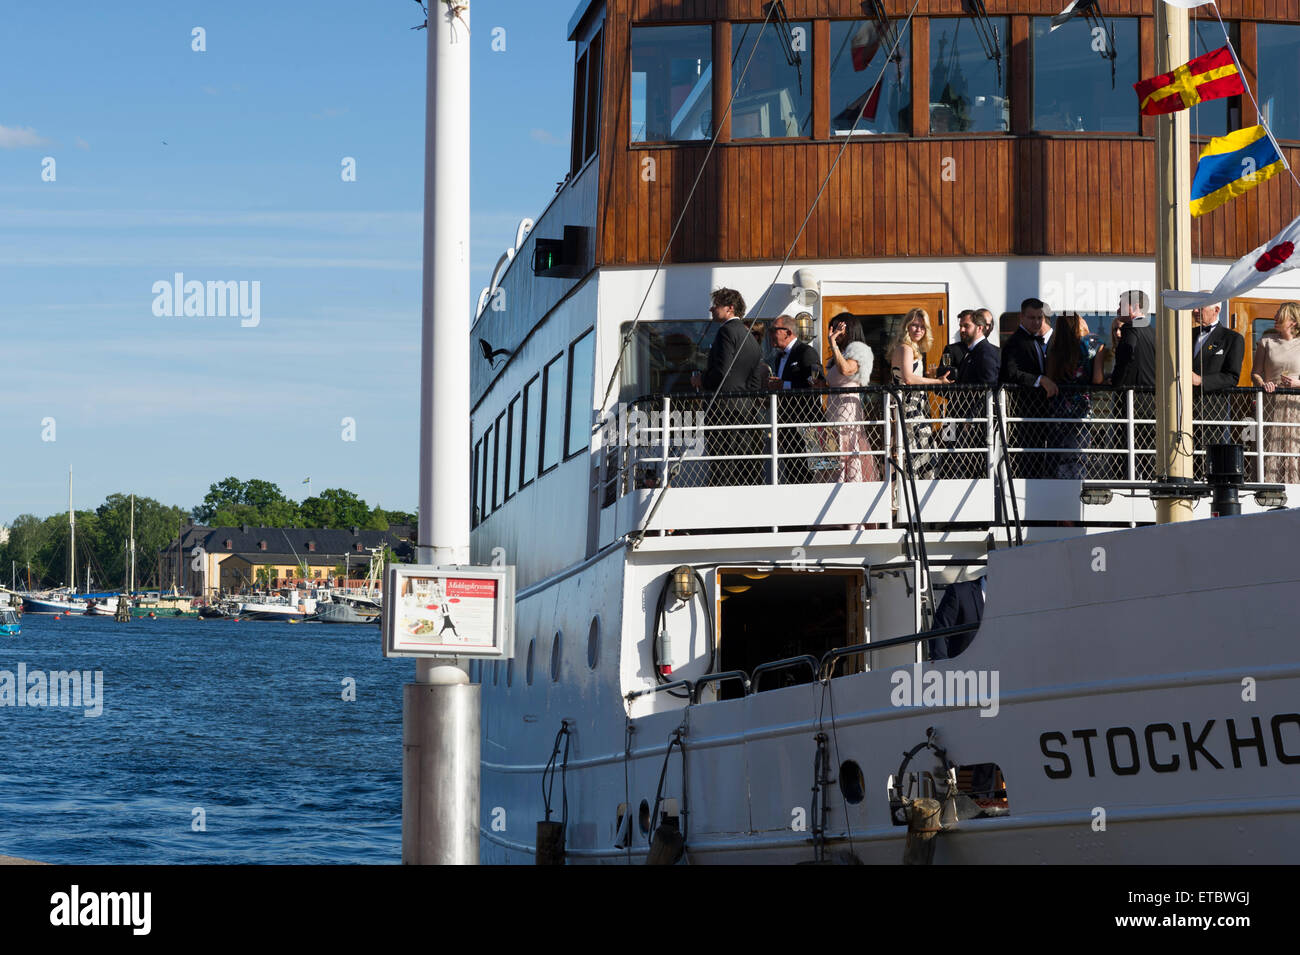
(450, 0), (1300, 862)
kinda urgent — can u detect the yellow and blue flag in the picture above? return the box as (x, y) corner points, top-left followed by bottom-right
(1190, 125), (1285, 218)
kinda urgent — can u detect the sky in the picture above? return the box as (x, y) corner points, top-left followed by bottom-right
(0, 0), (577, 522)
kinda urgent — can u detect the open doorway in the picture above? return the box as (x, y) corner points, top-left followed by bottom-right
(823, 293), (949, 384)
(716, 568), (865, 698)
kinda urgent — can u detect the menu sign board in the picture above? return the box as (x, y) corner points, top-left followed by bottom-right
(383, 565), (514, 659)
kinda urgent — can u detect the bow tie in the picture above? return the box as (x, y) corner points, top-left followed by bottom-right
(1195, 325), (1214, 337)
(1033, 335), (1046, 344)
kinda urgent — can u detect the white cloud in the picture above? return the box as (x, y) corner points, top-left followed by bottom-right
(201, 86), (219, 96)
(74, 137), (90, 150)
(0, 125), (51, 149)
(529, 128), (564, 146)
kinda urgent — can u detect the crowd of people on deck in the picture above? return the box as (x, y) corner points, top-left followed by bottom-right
(687, 287), (1300, 486)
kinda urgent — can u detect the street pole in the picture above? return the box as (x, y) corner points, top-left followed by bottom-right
(1154, 0), (1195, 523)
(403, 0), (479, 865)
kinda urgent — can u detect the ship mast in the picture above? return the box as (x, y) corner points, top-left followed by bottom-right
(68, 467), (75, 589)
(1153, 0), (1194, 522)
(129, 493), (136, 596)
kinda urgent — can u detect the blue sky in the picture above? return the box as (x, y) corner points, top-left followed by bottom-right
(0, 0), (576, 521)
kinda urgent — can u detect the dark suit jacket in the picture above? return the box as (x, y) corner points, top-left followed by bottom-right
(773, 339), (819, 389)
(957, 338), (1000, 385)
(1192, 325), (1245, 393)
(703, 318), (764, 392)
(999, 327), (1048, 389)
(930, 578), (985, 659)
(1110, 321), (1157, 388)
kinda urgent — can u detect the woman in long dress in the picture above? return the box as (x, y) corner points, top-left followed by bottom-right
(889, 308), (951, 479)
(1251, 301), (1300, 484)
(824, 317), (878, 482)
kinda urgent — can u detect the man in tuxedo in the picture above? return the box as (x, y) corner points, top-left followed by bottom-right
(1190, 297), (1245, 452)
(928, 575), (985, 660)
(1109, 289), (1157, 388)
(768, 313), (821, 484)
(942, 310), (974, 376)
(1000, 298), (1057, 478)
(692, 288), (765, 485)
(943, 309), (1000, 478)
(956, 309), (999, 385)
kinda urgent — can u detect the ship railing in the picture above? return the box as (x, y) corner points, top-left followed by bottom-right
(608, 385), (1298, 529)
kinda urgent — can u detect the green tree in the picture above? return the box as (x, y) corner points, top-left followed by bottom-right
(194, 477), (300, 527)
(299, 488), (372, 529)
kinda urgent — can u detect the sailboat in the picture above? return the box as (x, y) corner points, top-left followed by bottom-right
(438, 1), (1300, 863)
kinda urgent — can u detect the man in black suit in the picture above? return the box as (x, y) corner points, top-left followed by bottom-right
(928, 575), (985, 660)
(1109, 290), (1157, 472)
(768, 313), (821, 484)
(1190, 298), (1245, 455)
(956, 309), (1000, 385)
(943, 309), (1000, 478)
(692, 288), (765, 485)
(1109, 289), (1157, 389)
(1000, 298), (1058, 478)
(941, 310), (974, 377)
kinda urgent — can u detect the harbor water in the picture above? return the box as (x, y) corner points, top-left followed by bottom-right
(0, 614), (406, 864)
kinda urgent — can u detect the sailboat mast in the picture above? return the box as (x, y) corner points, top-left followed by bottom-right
(129, 494), (136, 596)
(68, 467), (75, 589)
(1154, 0), (1195, 523)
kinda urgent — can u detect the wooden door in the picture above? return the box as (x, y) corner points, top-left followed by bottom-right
(822, 294), (949, 385)
(1229, 298), (1292, 386)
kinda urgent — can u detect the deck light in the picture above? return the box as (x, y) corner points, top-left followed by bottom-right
(792, 268), (820, 307)
(1255, 489), (1288, 508)
(671, 565), (696, 602)
(1080, 487), (1113, 506)
(795, 311), (816, 342)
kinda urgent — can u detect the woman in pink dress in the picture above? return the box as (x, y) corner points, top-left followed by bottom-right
(824, 317), (879, 483)
(1251, 301), (1300, 484)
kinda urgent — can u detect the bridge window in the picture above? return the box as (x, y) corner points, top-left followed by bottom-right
(1032, 17), (1139, 133)
(929, 17), (1009, 133)
(571, 28), (603, 173)
(731, 19), (813, 139)
(830, 19), (912, 135)
(493, 412), (507, 511)
(618, 320), (720, 400)
(505, 397), (520, 501)
(1258, 24), (1300, 141)
(631, 25), (713, 143)
(1189, 19), (1240, 138)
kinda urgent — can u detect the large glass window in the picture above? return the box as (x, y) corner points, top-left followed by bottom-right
(631, 25), (713, 142)
(471, 437), (482, 526)
(1188, 19), (1240, 138)
(571, 29), (604, 173)
(731, 20), (812, 138)
(494, 411), (508, 510)
(1032, 18), (1139, 132)
(481, 424), (493, 518)
(521, 375), (541, 487)
(506, 396), (521, 500)
(619, 321), (725, 400)
(929, 17), (1009, 133)
(1258, 24), (1300, 141)
(830, 19), (911, 135)
(540, 354), (565, 473)
(566, 330), (596, 458)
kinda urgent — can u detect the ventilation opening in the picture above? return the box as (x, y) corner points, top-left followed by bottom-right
(717, 568), (865, 698)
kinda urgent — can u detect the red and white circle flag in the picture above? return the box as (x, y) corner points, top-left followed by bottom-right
(1164, 212), (1300, 311)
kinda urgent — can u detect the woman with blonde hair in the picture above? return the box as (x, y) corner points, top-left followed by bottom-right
(1252, 301), (1300, 483)
(889, 308), (950, 478)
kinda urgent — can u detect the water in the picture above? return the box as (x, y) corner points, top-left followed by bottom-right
(0, 613), (408, 863)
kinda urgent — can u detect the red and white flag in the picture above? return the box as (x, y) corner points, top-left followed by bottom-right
(1164, 213), (1300, 311)
(851, 20), (883, 71)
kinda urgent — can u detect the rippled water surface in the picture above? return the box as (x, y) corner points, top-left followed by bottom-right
(0, 613), (407, 863)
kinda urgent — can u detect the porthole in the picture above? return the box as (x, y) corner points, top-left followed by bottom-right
(839, 760), (866, 805)
(586, 616), (600, 670)
(526, 638), (536, 685)
(550, 631), (562, 683)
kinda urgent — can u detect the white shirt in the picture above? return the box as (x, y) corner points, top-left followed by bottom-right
(775, 340), (796, 389)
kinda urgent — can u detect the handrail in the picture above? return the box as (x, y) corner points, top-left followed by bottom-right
(819, 623), (980, 679)
(626, 679), (693, 702)
(690, 670), (751, 704)
(750, 655), (821, 693)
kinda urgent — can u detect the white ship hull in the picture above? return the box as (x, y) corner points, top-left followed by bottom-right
(478, 508), (1300, 864)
